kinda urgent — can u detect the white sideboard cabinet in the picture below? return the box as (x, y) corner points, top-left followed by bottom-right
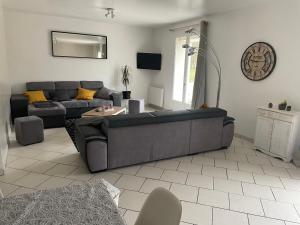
(254, 107), (300, 162)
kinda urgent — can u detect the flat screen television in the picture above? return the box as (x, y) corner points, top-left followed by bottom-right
(137, 52), (161, 70)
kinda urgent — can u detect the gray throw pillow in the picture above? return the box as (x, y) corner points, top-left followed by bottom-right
(96, 87), (114, 100)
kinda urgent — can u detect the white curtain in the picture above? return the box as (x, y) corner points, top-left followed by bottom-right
(191, 21), (208, 109)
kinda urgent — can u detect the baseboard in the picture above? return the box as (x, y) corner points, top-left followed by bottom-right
(234, 133), (254, 143)
(146, 104), (166, 111)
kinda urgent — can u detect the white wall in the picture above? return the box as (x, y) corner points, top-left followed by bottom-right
(0, 0), (10, 174)
(152, 0), (300, 139)
(4, 10), (155, 100)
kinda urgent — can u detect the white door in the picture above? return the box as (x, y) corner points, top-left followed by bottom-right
(254, 116), (273, 151)
(270, 120), (291, 157)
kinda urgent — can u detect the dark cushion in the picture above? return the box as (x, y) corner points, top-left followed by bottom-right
(88, 99), (113, 107)
(224, 116), (235, 126)
(95, 87), (114, 100)
(80, 81), (104, 90)
(60, 100), (89, 108)
(52, 90), (71, 101)
(77, 125), (107, 140)
(26, 82), (55, 99)
(28, 102), (66, 117)
(103, 113), (156, 128)
(55, 81), (80, 99)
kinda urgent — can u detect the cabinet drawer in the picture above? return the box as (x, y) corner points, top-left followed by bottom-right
(257, 109), (293, 122)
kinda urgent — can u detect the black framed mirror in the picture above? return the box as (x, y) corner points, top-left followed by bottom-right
(51, 31), (107, 59)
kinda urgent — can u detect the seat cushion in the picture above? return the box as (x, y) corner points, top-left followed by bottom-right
(61, 100), (89, 108)
(88, 99), (113, 107)
(28, 102), (66, 117)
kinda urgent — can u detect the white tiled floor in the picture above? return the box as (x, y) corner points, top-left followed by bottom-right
(2, 128), (300, 225)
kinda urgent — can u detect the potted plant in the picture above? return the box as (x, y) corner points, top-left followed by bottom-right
(121, 65), (131, 99)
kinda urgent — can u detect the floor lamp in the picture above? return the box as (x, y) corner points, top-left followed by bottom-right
(182, 28), (222, 108)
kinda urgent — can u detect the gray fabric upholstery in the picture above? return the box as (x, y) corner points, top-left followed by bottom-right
(15, 116), (44, 145)
(60, 100), (88, 108)
(189, 118), (223, 154)
(80, 81), (104, 90)
(28, 102), (66, 117)
(26, 82), (55, 99)
(129, 99), (144, 114)
(95, 87), (114, 100)
(222, 123), (234, 147)
(86, 141), (108, 172)
(88, 99), (113, 107)
(104, 113), (156, 128)
(55, 81), (80, 99)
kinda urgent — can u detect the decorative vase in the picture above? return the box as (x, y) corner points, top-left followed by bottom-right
(278, 103), (287, 110)
(122, 91), (131, 99)
(286, 106), (292, 111)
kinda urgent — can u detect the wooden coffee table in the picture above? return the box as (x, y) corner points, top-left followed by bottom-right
(81, 106), (126, 118)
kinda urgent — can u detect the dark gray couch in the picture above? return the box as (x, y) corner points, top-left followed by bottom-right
(10, 81), (122, 128)
(74, 108), (235, 173)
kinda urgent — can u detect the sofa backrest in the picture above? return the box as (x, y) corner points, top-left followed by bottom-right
(103, 108), (227, 129)
(80, 81), (104, 90)
(54, 81), (80, 99)
(26, 82), (55, 99)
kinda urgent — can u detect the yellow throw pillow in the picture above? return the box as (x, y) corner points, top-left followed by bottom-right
(24, 90), (47, 104)
(76, 88), (96, 100)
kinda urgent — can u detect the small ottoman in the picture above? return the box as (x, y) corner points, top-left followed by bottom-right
(128, 99), (144, 114)
(15, 116), (44, 146)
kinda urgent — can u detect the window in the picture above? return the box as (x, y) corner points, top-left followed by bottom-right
(173, 35), (200, 104)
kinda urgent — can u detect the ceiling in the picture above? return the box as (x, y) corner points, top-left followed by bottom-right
(3, 0), (273, 27)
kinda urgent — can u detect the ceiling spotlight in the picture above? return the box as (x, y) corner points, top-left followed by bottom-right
(105, 8), (115, 19)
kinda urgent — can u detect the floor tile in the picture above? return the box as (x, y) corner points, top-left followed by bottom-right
(235, 147), (257, 155)
(229, 193), (264, 216)
(155, 159), (179, 170)
(123, 210), (139, 225)
(24, 161), (57, 173)
(272, 188), (300, 204)
(160, 170), (188, 184)
(170, 183), (198, 202)
(215, 159), (238, 170)
(270, 158), (295, 169)
(33, 151), (65, 162)
(178, 162), (202, 174)
(0, 181), (19, 196)
(172, 156), (193, 163)
(0, 168), (29, 184)
(253, 174), (284, 188)
(186, 173), (213, 189)
(281, 178), (300, 191)
(262, 166), (290, 178)
(285, 222), (300, 225)
(198, 188), (229, 209)
(8, 158), (38, 169)
(225, 152), (248, 163)
(262, 200), (300, 223)
(227, 169), (254, 183)
(66, 167), (93, 181)
(202, 166), (227, 179)
(204, 151), (226, 160)
(238, 162), (264, 174)
(9, 187), (36, 196)
(119, 190), (148, 211)
(287, 169), (300, 180)
(37, 176), (73, 190)
(214, 178), (243, 195)
(90, 171), (122, 185)
(191, 155), (215, 166)
(115, 174), (145, 191)
(248, 215), (285, 225)
(213, 208), (248, 225)
(136, 166), (164, 179)
(113, 165), (141, 176)
(45, 164), (77, 177)
(14, 173), (50, 188)
(181, 201), (212, 225)
(247, 155), (272, 166)
(118, 208), (126, 216)
(139, 179), (171, 193)
(242, 182), (274, 200)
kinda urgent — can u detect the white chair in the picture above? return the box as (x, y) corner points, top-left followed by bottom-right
(134, 187), (182, 225)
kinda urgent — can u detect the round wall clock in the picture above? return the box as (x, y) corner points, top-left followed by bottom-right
(241, 42), (276, 81)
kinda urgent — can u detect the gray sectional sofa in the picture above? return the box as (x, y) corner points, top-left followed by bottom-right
(74, 108), (235, 173)
(10, 81), (122, 128)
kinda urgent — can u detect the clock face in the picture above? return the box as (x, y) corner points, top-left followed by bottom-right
(241, 42), (276, 81)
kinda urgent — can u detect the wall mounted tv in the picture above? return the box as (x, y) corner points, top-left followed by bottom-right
(137, 52), (161, 70)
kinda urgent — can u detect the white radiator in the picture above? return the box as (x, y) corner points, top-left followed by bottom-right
(148, 86), (164, 108)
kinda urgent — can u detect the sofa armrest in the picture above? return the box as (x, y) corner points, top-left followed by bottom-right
(110, 92), (122, 106)
(10, 94), (29, 122)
